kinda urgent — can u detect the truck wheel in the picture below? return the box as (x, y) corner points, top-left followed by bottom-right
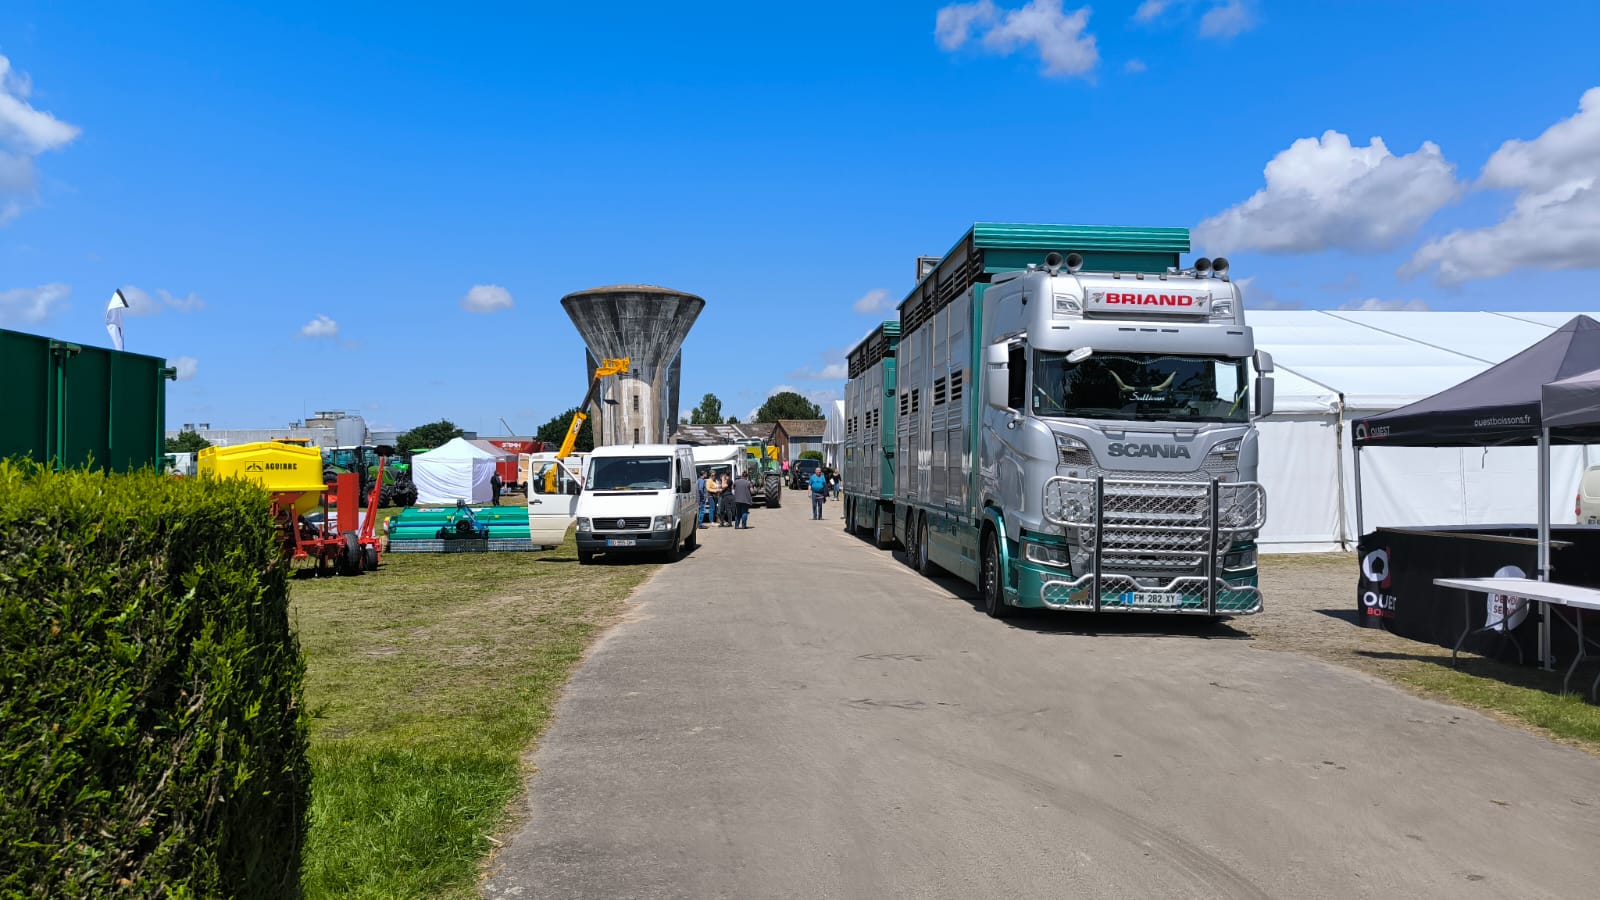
(873, 507), (892, 550)
(843, 498), (855, 533)
(982, 530), (1015, 619)
(765, 475), (783, 508)
(916, 516), (939, 576)
(578, 551), (594, 565)
(903, 513), (920, 569)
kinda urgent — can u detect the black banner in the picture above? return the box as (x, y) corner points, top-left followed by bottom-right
(1356, 526), (1600, 665)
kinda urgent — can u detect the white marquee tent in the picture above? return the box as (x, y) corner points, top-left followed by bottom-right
(1252, 310), (1600, 552)
(412, 437), (500, 505)
(823, 400), (846, 468)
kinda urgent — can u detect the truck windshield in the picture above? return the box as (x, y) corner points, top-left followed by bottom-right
(586, 456), (672, 491)
(1032, 351), (1249, 423)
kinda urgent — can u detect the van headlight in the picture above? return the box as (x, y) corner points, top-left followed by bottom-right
(653, 516), (674, 531)
(576, 517), (592, 532)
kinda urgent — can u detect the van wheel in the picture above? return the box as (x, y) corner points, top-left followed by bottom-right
(684, 523), (698, 550)
(578, 551), (594, 565)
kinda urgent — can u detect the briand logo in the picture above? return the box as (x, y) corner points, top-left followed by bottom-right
(1104, 292), (1197, 307)
(1106, 442), (1191, 459)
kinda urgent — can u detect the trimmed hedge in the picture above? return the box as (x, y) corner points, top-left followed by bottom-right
(0, 462), (310, 898)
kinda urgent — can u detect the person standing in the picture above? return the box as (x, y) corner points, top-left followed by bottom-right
(696, 470), (709, 524)
(707, 470), (726, 527)
(489, 470), (502, 506)
(732, 470), (754, 529)
(809, 468), (828, 520)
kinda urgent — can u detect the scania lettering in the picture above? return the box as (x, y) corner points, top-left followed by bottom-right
(843, 223), (1274, 617)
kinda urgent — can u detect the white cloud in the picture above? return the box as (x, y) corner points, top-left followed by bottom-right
(1123, 59), (1147, 73)
(852, 288), (892, 314)
(172, 356), (199, 381)
(935, 0), (1099, 79)
(461, 283), (514, 313)
(0, 55), (80, 226)
(299, 314), (338, 338)
(1338, 297), (1431, 312)
(1235, 276), (1302, 310)
(0, 282), (70, 325)
(1133, 1), (1169, 23)
(1404, 87), (1600, 285)
(1199, 1), (1254, 38)
(120, 285), (207, 316)
(1195, 130), (1461, 254)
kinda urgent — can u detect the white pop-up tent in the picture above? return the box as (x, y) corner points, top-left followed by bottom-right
(1250, 310), (1600, 552)
(412, 437), (499, 505)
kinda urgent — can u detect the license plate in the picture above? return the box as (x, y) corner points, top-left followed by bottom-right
(1124, 591), (1182, 608)
(607, 539), (636, 547)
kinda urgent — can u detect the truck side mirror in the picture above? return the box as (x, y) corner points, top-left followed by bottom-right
(1254, 349), (1274, 374)
(1254, 375), (1275, 419)
(984, 343), (1010, 411)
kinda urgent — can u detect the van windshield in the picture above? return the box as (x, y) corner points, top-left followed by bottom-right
(586, 456), (672, 491)
(1033, 351), (1249, 423)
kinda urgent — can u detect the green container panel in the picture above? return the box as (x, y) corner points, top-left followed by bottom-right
(0, 328), (172, 471)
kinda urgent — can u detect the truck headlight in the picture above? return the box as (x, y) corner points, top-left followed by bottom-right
(1025, 543), (1071, 567)
(653, 516), (674, 531)
(1203, 439), (1240, 482)
(1056, 433), (1094, 467)
(1209, 298), (1234, 322)
(1222, 546), (1257, 571)
(576, 517), (592, 532)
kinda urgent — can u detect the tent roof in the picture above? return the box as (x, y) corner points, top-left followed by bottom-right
(1353, 315), (1600, 447)
(1251, 310), (1600, 415)
(420, 437), (501, 460)
(1544, 367), (1600, 430)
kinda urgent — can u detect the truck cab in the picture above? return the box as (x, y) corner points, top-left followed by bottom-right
(978, 258), (1273, 613)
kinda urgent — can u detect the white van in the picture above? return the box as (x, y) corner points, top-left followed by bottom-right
(1579, 465), (1600, 524)
(574, 444), (698, 563)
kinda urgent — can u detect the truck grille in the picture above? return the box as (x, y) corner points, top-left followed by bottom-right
(1041, 474), (1266, 613)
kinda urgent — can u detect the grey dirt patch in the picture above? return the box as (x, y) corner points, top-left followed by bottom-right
(485, 499), (1600, 899)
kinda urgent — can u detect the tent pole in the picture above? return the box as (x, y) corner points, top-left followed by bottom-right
(1538, 426), (1552, 670)
(1352, 444), (1365, 540)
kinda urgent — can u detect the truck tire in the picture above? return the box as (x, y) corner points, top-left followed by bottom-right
(902, 512), (920, 569)
(916, 516), (941, 577)
(982, 530), (1015, 619)
(764, 474), (783, 508)
(872, 506), (892, 550)
(844, 498), (855, 533)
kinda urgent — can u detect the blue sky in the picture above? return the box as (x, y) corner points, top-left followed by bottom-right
(3, 1), (1599, 433)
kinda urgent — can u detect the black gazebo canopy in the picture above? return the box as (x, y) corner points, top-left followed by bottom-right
(1353, 315), (1600, 447)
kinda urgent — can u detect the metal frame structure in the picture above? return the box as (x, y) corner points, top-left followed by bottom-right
(1040, 475), (1267, 614)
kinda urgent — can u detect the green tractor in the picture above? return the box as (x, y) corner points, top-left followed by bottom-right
(742, 440), (785, 509)
(323, 445), (416, 508)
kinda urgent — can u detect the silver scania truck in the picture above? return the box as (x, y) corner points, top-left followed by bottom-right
(844, 223), (1274, 618)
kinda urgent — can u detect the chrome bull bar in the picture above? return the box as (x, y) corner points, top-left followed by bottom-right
(1041, 475), (1267, 615)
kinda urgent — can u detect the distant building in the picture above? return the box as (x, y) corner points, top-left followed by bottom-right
(169, 410), (369, 448)
(778, 418), (825, 460)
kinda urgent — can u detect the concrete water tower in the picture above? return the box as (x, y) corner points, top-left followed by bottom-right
(561, 284), (705, 446)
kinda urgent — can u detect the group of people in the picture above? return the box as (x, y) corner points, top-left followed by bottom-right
(697, 468), (753, 529)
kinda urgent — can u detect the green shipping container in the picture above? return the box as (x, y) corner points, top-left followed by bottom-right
(0, 328), (176, 471)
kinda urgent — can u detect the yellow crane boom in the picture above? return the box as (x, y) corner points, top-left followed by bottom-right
(545, 356), (630, 493)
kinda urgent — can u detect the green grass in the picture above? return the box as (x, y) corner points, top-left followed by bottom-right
(291, 535), (654, 898)
(1398, 666), (1600, 746)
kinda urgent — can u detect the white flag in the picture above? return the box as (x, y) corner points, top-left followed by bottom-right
(105, 289), (129, 351)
